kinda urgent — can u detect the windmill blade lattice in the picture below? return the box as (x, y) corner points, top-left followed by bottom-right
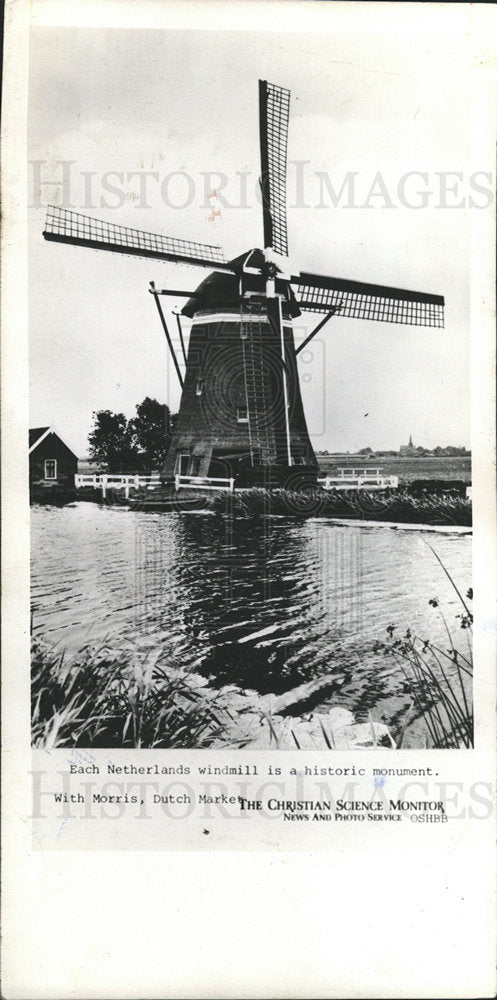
(259, 81), (290, 256)
(43, 205), (229, 269)
(292, 271), (444, 327)
(41, 77), (447, 490)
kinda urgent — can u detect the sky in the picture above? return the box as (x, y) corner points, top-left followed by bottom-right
(28, 20), (481, 457)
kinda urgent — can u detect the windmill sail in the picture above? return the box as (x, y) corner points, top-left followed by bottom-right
(291, 271), (444, 327)
(43, 205), (230, 269)
(42, 78), (447, 489)
(259, 80), (290, 256)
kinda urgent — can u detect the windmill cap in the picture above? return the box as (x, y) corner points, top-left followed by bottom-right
(181, 249), (301, 318)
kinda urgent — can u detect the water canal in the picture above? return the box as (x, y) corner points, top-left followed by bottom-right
(31, 503), (472, 726)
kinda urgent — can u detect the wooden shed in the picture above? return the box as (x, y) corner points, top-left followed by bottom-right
(29, 427), (78, 496)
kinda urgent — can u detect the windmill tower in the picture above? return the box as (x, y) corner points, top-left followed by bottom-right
(43, 81), (444, 487)
(160, 249), (319, 487)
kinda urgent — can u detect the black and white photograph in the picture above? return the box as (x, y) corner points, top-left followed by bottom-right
(27, 17), (478, 754)
(3, 2), (497, 998)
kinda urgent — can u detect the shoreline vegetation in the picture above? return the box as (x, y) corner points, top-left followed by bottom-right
(37, 486), (473, 528)
(32, 577), (473, 751)
(205, 488), (472, 526)
(375, 563), (473, 750)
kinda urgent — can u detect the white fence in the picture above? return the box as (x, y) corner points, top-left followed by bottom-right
(75, 473), (160, 498)
(175, 474), (235, 493)
(318, 467), (398, 491)
(75, 469), (400, 498)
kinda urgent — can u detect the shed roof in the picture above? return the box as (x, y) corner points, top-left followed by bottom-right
(29, 426), (78, 459)
(29, 427), (50, 448)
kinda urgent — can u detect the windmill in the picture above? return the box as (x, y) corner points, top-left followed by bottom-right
(43, 80), (444, 488)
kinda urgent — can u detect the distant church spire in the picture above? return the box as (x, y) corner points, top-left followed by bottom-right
(408, 434), (413, 447)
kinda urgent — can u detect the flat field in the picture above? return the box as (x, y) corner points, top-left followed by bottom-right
(317, 454), (471, 484)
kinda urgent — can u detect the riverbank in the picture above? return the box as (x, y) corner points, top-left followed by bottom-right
(207, 488), (472, 525)
(32, 483), (472, 526)
(31, 636), (401, 750)
(128, 487), (472, 527)
(31, 624), (471, 752)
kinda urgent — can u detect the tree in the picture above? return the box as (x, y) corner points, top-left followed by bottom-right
(88, 399), (176, 473)
(131, 397), (175, 470)
(88, 410), (140, 472)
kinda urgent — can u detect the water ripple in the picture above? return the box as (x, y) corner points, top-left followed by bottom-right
(30, 503), (472, 703)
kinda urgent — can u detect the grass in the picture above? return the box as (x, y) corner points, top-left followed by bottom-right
(206, 488), (472, 526)
(375, 553), (473, 748)
(31, 638), (231, 749)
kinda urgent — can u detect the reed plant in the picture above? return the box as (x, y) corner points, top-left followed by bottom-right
(31, 638), (229, 749)
(375, 550), (473, 748)
(207, 488), (471, 526)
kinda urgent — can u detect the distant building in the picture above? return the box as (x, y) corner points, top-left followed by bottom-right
(399, 434), (416, 456)
(29, 427), (78, 490)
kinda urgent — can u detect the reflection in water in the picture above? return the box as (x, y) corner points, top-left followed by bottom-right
(31, 503), (472, 715)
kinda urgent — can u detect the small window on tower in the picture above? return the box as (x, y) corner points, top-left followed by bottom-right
(196, 378), (203, 396)
(237, 407), (248, 423)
